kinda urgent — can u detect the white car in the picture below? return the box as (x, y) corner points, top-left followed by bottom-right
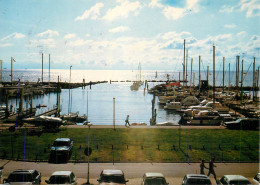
(182, 174), (211, 185)
(141, 172), (168, 185)
(217, 175), (251, 185)
(45, 171), (77, 185)
(252, 173), (260, 185)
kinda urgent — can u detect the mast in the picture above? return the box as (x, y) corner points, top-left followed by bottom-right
(253, 57), (255, 101)
(241, 59), (243, 103)
(11, 57), (13, 85)
(213, 45), (215, 107)
(228, 63), (230, 92)
(42, 53), (43, 83)
(199, 55), (201, 95)
(0, 60), (2, 83)
(183, 39), (186, 86)
(223, 57), (225, 92)
(49, 54), (50, 84)
(190, 58), (193, 92)
(186, 49), (188, 88)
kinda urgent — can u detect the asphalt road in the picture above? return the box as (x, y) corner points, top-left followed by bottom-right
(0, 160), (258, 185)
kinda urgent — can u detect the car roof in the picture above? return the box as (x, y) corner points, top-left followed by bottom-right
(12, 169), (35, 173)
(55, 138), (71, 142)
(51, 171), (72, 176)
(224, 175), (250, 181)
(144, 173), (165, 178)
(186, 174), (210, 179)
(102, 169), (124, 175)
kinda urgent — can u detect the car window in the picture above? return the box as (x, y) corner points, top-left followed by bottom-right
(144, 177), (167, 185)
(101, 175), (125, 183)
(70, 173), (75, 182)
(186, 178), (211, 185)
(229, 180), (251, 185)
(49, 175), (70, 184)
(53, 141), (70, 146)
(8, 173), (33, 182)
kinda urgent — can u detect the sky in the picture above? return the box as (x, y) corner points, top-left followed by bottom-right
(0, 0), (259, 70)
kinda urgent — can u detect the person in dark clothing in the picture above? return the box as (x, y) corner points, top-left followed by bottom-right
(200, 159), (208, 174)
(207, 157), (217, 181)
(125, 115), (130, 127)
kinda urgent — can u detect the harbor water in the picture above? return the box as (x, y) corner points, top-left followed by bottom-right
(0, 69), (257, 125)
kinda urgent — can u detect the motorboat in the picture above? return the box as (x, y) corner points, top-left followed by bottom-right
(164, 102), (182, 111)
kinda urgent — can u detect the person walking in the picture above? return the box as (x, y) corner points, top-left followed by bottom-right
(200, 159), (208, 175)
(125, 115), (130, 127)
(207, 157), (217, 182)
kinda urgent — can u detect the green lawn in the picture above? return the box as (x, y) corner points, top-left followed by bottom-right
(0, 128), (259, 162)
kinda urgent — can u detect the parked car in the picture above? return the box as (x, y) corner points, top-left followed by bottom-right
(252, 173), (259, 185)
(223, 118), (259, 130)
(3, 169), (41, 184)
(181, 174), (212, 185)
(97, 169), (128, 184)
(217, 175), (251, 185)
(141, 172), (168, 185)
(49, 138), (73, 163)
(45, 171), (77, 185)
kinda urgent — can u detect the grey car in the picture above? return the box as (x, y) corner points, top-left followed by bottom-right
(182, 174), (212, 185)
(3, 169), (41, 185)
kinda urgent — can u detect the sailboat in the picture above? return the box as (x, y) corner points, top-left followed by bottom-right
(130, 62), (143, 90)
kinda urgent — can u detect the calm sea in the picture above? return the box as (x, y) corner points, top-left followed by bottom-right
(0, 69), (256, 125)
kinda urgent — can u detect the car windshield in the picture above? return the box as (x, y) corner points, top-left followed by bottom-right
(49, 175), (70, 184)
(144, 177), (167, 185)
(101, 175), (125, 183)
(187, 179), (211, 184)
(229, 180), (251, 184)
(8, 173), (33, 182)
(53, 141), (70, 146)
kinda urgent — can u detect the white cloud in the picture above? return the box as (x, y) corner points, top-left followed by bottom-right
(109, 26), (130, 33)
(75, 3), (104, 21)
(0, 43), (12, 47)
(161, 0), (200, 20)
(64, 34), (76, 39)
(239, 0), (260, 17)
(236, 31), (247, 37)
(37, 30), (59, 37)
(85, 34), (91, 37)
(219, 5), (234, 13)
(0, 32), (25, 42)
(102, 0), (142, 21)
(27, 38), (56, 48)
(149, 0), (163, 8)
(162, 7), (186, 20)
(67, 39), (92, 47)
(224, 24), (237, 29)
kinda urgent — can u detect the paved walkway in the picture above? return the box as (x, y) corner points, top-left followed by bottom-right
(0, 160), (258, 185)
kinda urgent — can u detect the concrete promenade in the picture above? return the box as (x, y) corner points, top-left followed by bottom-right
(0, 160), (258, 185)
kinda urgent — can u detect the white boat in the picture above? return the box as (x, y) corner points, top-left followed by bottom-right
(164, 102), (182, 111)
(188, 110), (223, 125)
(23, 116), (63, 128)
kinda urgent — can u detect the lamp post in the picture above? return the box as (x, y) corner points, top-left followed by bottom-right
(68, 65), (72, 114)
(86, 122), (92, 185)
(11, 57), (16, 85)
